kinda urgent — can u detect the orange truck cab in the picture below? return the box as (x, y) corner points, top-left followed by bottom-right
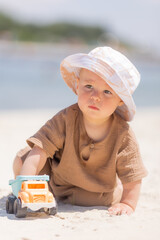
(19, 180), (56, 211)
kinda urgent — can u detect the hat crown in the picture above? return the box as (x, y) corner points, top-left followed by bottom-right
(88, 47), (140, 95)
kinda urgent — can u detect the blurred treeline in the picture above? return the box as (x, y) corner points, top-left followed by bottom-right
(0, 12), (108, 44)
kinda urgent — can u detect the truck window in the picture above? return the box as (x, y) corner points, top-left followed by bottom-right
(28, 184), (45, 189)
(21, 182), (24, 190)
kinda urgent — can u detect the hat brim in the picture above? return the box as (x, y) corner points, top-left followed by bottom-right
(60, 53), (136, 121)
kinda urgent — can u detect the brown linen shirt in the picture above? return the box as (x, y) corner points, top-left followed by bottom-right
(22, 103), (147, 206)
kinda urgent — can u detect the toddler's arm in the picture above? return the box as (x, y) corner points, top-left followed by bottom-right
(108, 180), (142, 215)
(20, 145), (47, 175)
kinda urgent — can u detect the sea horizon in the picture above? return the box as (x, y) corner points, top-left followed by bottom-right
(0, 41), (160, 111)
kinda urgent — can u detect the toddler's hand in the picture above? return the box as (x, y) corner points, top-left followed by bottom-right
(108, 203), (134, 216)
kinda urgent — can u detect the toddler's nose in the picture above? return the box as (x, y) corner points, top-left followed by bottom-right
(90, 91), (101, 102)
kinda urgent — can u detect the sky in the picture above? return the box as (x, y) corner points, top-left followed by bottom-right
(0, 0), (160, 54)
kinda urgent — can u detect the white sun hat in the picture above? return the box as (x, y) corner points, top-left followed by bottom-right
(60, 46), (140, 121)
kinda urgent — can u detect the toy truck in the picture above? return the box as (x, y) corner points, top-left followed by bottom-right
(6, 175), (57, 218)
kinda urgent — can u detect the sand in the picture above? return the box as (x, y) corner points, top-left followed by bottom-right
(0, 107), (160, 240)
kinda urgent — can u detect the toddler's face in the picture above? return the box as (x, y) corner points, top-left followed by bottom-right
(76, 69), (123, 123)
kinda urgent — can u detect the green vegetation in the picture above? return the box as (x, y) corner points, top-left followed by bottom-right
(0, 12), (107, 44)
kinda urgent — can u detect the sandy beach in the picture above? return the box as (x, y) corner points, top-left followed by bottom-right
(0, 107), (160, 240)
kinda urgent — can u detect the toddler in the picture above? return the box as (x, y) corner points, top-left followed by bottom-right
(13, 47), (147, 215)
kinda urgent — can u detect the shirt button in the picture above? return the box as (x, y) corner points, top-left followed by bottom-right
(90, 143), (94, 149)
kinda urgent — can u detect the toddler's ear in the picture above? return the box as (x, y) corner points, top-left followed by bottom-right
(118, 100), (124, 107)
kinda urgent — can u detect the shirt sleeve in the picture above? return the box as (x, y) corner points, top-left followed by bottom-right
(116, 126), (148, 184)
(26, 109), (66, 158)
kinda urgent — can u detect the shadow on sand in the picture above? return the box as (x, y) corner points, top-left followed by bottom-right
(0, 192), (107, 221)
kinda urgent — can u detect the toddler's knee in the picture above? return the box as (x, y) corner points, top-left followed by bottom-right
(13, 155), (23, 178)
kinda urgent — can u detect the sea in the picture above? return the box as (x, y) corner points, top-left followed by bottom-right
(0, 42), (160, 111)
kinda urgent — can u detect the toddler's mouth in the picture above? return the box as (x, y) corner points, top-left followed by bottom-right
(88, 105), (99, 111)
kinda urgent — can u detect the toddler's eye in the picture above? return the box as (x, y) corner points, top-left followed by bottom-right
(104, 90), (112, 95)
(85, 84), (93, 89)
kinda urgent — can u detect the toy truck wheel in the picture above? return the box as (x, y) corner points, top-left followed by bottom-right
(48, 207), (57, 215)
(6, 195), (17, 214)
(14, 198), (27, 218)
